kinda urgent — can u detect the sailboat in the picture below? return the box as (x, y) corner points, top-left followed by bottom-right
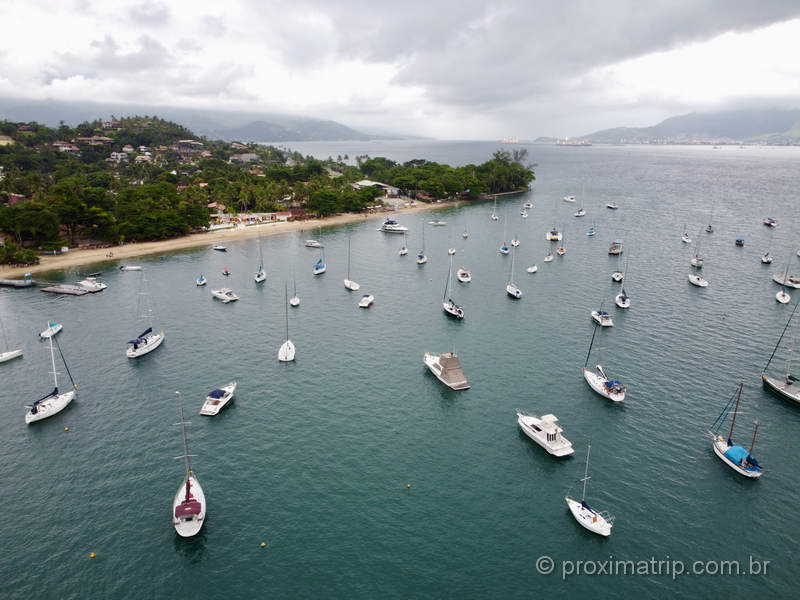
(278, 282), (296, 362)
(586, 223), (596, 237)
(490, 197), (499, 221)
(681, 224), (691, 244)
(195, 274), (207, 286)
(172, 392), (206, 537)
(442, 255), (465, 319)
(127, 270), (165, 358)
(762, 295), (800, 405)
(313, 247), (326, 275)
(591, 301), (614, 327)
(254, 236), (266, 283)
(582, 325), (625, 401)
(544, 249), (553, 262)
(344, 236), (360, 291)
(0, 309), (22, 363)
(499, 214), (510, 254)
(416, 225), (427, 265)
(39, 321), (62, 339)
(462, 228), (469, 239)
(706, 201), (715, 233)
(511, 234), (520, 247)
(305, 227), (323, 247)
(708, 383), (763, 478)
(776, 250), (793, 303)
(761, 227), (774, 264)
(688, 273), (709, 287)
(565, 444), (615, 536)
(506, 246), (522, 299)
(399, 232), (409, 256)
(556, 230), (566, 255)
(25, 334), (77, 423)
(290, 276), (300, 307)
(615, 257), (631, 308)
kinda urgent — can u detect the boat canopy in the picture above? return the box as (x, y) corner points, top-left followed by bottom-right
(723, 445), (749, 465)
(129, 327), (152, 344)
(31, 387), (58, 410)
(208, 389), (226, 399)
(174, 498), (202, 518)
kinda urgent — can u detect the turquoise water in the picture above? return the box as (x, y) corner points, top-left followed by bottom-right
(1, 143), (799, 599)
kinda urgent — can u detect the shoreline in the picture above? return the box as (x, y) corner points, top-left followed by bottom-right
(0, 201), (458, 279)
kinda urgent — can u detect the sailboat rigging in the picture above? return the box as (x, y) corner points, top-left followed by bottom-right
(254, 236), (266, 283)
(126, 269), (165, 358)
(0, 309), (22, 363)
(565, 444), (615, 536)
(442, 254), (465, 319)
(172, 391), (206, 537)
(762, 294), (800, 404)
(506, 246), (522, 298)
(708, 383), (763, 478)
(344, 235), (360, 291)
(582, 326), (626, 401)
(25, 333), (77, 423)
(417, 224), (427, 265)
(278, 281), (296, 361)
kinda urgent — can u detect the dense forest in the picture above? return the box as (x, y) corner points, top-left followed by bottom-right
(0, 117), (534, 264)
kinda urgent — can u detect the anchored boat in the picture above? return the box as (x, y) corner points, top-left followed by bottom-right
(423, 351), (470, 390)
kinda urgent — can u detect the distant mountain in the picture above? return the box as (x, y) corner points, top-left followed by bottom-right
(580, 108), (800, 144)
(0, 98), (392, 142)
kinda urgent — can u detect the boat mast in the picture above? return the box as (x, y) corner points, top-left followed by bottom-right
(763, 295), (800, 373)
(780, 248), (793, 294)
(258, 236), (264, 270)
(508, 246), (516, 285)
(175, 391), (194, 501)
(728, 383), (743, 441)
(585, 324), (600, 368)
(284, 281), (290, 341)
(749, 420), (759, 455)
(581, 444), (592, 501)
(443, 255), (453, 302)
(48, 332), (58, 390)
(347, 235), (351, 280)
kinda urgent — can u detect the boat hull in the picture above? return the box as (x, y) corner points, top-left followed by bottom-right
(127, 331), (165, 358)
(173, 474), (206, 537)
(711, 438), (762, 478)
(591, 312), (613, 327)
(278, 340), (296, 362)
(565, 497), (612, 536)
(773, 273), (800, 289)
(762, 374), (800, 405)
(615, 295), (630, 309)
(0, 349), (23, 363)
(40, 324), (63, 339)
(582, 368), (625, 402)
(26, 390), (75, 424)
(344, 279), (360, 291)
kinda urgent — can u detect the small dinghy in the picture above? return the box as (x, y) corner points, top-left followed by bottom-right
(574, 208), (586, 217)
(776, 290), (791, 304)
(608, 240), (623, 255)
(516, 411), (574, 457)
(211, 288), (239, 303)
(378, 218), (408, 233)
(358, 294), (375, 308)
(304, 240), (322, 248)
(562, 195), (576, 202)
(763, 217), (777, 228)
(25, 334), (77, 424)
(399, 246), (409, 256)
(119, 265), (142, 271)
(615, 289), (631, 309)
(543, 251), (554, 262)
(462, 230), (469, 239)
(40, 321), (63, 339)
(688, 273), (709, 287)
(526, 265), (538, 274)
(591, 309), (613, 327)
(761, 253), (773, 264)
(511, 238), (520, 247)
(172, 392), (206, 537)
(606, 203), (618, 210)
(456, 268), (472, 283)
(222, 268), (231, 277)
(611, 271), (623, 282)
(196, 275), (207, 286)
(708, 383), (763, 478)
(448, 247), (456, 255)
(565, 445), (615, 536)
(586, 225), (596, 236)
(423, 351), (470, 390)
(212, 245), (227, 252)
(523, 202), (533, 209)
(735, 238), (745, 247)
(200, 382), (237, 416)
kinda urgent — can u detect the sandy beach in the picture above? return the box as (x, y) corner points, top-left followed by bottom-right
(0, 201), (456, 279)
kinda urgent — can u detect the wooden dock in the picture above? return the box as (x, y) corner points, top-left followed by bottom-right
(40, 284), (89, 296)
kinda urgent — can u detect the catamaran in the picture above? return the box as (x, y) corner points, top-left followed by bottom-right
(762, 296), (800, 405)
(25, 334), (77, 424)
(172, 392), (206, 537)
(200, 382), (237, 416)
(0, 310), (22, 363)
(344, 236), (360, 291)
(424, 351), (470, 390)
(582, 325), (625, 401)
(516, 411), (574, 457)
(127, 271), (165, 358)
(709, 383), (763, 478)
(278, 282), (295, 361)
(506, 246), (522, 299)
(442, 255), (465, 319)
(254, 237), (266, 283)
(565, 444), (615, 536)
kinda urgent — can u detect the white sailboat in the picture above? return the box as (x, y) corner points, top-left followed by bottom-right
(761, 227), (774, 264)
(0, 310), (22, 363)
(39, 321), (63, 339)
(490, 197), (499, 221)
(690, 229), (704, 268)
(706, 201), (715, 233)
(344, 236), (360, 291)
(762, 296), (800, 405)
(416, 225), (427, 265)
(127, 270), (165, 358)
(278, 282), (296, 362)
(708, 383), (763, 478)
(544, 249), (553, 262)
(305, 227), (323, 247)
(25, 334), (77, 424)
(556, 230), (566, 256)
(254, 236), (266, 283)
(615, 258), (631, 308)
(172, 392), (206, 537)
(591, 301), (613, 327)
(313, 248), (327, 275)
(776, 250), (793, 304)
(442, 255), (465, 319)
(399, 232), (409, 256)
(290, 276), (300, 307)
(516, 411), (574, 457)
(565, 444), (615, 536)
(506, 246), (522, 299)
(681, 224), (691, 244)
(688, 273), (709, 287)
(195, 274), (207, 286)
(582, 325), (626, 402)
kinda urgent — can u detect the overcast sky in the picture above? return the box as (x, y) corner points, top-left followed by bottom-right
(1, 0), (800, 138)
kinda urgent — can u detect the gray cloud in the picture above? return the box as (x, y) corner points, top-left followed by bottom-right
(53, 35), (171, 79)
(127, 0), (170, 26)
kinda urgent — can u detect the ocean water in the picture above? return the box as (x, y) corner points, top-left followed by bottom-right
(1, 142), (799, 599)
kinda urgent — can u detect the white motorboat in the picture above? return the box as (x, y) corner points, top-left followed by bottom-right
(378, 218), (408, 233)
(40, 321), (63, 339)
(196, 275), (207, 286)
(399, 246), (409, 256)
(506, 247), (522, 299)
(516, 411), (574, 457)
(344, 235), (360, 290)
(200, 382), (237, 416)
(606, 203), (618, 210)
(681, 233), (691, 244)
(608, 240), (623, 255)
(562, 195), (576, 202)
(523, 202), (533, 209)
(25, 334), (77, 424)
(211, 288), (239, 303)
(611, 271), (623, 282)
(126, 327), (165, 357)
(358, 294), (375, 308)
(526, 265), (538, 273)
(544, 251), (553, 262)
(279, 282), (295, 361)
(428, 220), (447, 226)
(423, 351), (470, 390)
(448, 247), (456, 255)
(591, 310), (613, 327)
(546, 228), (562, 241)
(615, 289), (631, 309)
(173, 392), (206, 537)
(119, 265), (142, 271)
(761, 253), (773, 264)
(565, 445), (614, 536)
(456, 268), (472, 283)
(212, 245), (226, 252)
(0, 349), (22, 363)
(462, 230), (469, 239)
(708, 383), (763, 478)
(777, 290), (791, 304)
(521, 211), (528, 219)
(574, 208), (586, 217)
(688, 273), (708, 287)
(772, 273), (800, 289)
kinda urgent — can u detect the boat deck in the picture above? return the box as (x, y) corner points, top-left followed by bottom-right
(40, 285), (89, 296)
